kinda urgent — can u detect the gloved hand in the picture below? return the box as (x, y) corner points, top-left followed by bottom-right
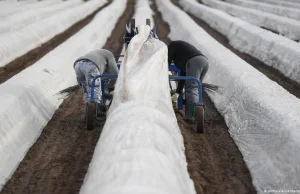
(107, 86), (115, 93)
(171, 92), (179, 103)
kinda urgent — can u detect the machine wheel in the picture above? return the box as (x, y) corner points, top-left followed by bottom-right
(86, 103), (95, 130)
(130, 18), (135, 35)
(146, 18), (151, 26)
(195, 106), (204, 133)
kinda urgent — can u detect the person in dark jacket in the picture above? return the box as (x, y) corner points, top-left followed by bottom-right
(74, 49), (118, 105)
(168, 40), (208, 122)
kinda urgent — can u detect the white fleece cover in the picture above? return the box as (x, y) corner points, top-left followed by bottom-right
(0, 0), (126, 191)
(0, 0), (106, 68)
(0, 0), (83, 35)
(180, 0), (300, 84)
(133, 0), (177, 89)
(202, 0), (300, 41)
(252, 0), (300, 9)
(79, 24), (195, 194)
(0, 0), (34, 9)
(157, 0), (300, 193)
(274, 0), (300, 4)
(249, 0), (300, 10)
(0, 0), (60, 18)
(225, 0), (300, 21)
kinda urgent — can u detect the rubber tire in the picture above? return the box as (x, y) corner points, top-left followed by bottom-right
(195, 106), (204, 133)
(146, 18), (151, 26)
(130, 18), (135, 35)
(86, 103), (95, 130)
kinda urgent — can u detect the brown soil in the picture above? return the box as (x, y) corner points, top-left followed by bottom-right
(178, 0), (300, 98)
(0, 1), (135, 194)
(0, 2), (109, 84)
(152, 0), (256, 193)
(178, 94), (256, 194)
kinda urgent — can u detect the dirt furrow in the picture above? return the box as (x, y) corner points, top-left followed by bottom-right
(151, 0), (256, 193)
(173, 0), (300, 99)
(0, 2), (109, 84)
(0, 1), (135, 194)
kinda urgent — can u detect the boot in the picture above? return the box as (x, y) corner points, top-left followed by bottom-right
(97, 103), (107, 118)
(183, 103), (198, 123)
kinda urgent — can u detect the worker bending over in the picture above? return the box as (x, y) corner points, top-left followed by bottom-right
(168, 40), (209, 122)
(73, 49), (118, 105)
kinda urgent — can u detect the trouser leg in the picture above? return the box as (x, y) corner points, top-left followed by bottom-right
(84, 62), (101, 104)
(185, 55), (208, 105)
(74, 61), (87, 97)
(75, 60), (102, 104)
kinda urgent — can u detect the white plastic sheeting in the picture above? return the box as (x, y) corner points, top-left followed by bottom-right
(79, 24), (195, 194)
(275, 0), (300, 4)
(0, 0), (106, 68)
(0, 0), (125, 191)
(180, 0), (300, 83)
(0, 0), (34, 9)
(132, 0), (154, 27)
(225, 0), (300, 21)
(157, 0), (300, 193)
(248, 0), (300, 10)
(0, 0), (60, 18)
(202, 0), (300, 41)
(0, 0), (83, 34)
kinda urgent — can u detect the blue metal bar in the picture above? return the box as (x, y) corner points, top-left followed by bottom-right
(152, 27), (157, 37)
(168, 64), (181, 76)
(169, 76), (203, 105)
(101, 81), (105, 103)
(178, 94), (183, 110)
(124, 37), (132, 41)
(90, 74), (203, 106)
(90, 74), (118, 102)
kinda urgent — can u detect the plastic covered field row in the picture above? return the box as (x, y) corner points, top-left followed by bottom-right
(275, 0), (300, 4)
(180, 0), (300, 84)
(0, 0), (61, 18)
(157, 0), (300, 193)
(249, 0), (300, 9)
(225, 0), (300, 21)
(202, 0), (300, 41)
(0, 0), (84, 35)
(0, 0), (126, 191)
(0, 0), (106, 68)
(79, 0), (196, 194)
